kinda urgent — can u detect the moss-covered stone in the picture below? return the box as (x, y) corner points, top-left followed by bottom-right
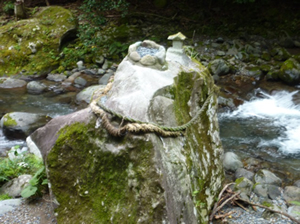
(44, 47), (224, 224)
(1, 114), (17, 127)
(47, 121), (166, 223)
(278, 58), (300, 84)
(0, 6), (77, 76)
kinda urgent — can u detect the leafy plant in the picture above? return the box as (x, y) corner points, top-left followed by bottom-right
(108, 41), (129, 58)
(21, 166), (48, 199)
(3, 1), (14, 15)
(290, 201), (300, 206)
(184, 46), (200, 60)
(0, 193), (12, 201)
(0, 148), (43, 186)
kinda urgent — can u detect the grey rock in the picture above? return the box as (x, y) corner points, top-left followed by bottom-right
(235, 168), (254, 181)
(0, 112), (51, 139)
(97, 68), (106, 75)
(47, 73), (67, 82)
(223, 152), (243, 172)
(27, 81), (47, 94)
(294, 180), (300, 188)
(0, 78), (27, 89)
(99, 73), (112, 85)
(74, 76), (87, 87)
(64, 72), (81, 83)
(254, 169), (282, 186)
(283, 186), (300, 202)
(287, 206), (300, 220)
(278, 58), (300, 84)
(216, 51), (226, 56)
(267, 185), (282, 200)
(102, 59), (109, 70)
(0, 199), (22, 215)
(234, 177), (254, 197)
(0, 175), (32, 197)
(253, 184), (268, 198)
(75, 85), (105, 104)
(95, 56), (105, 66)
(208, 59), (230, 76)
(241, 66), (263, 77)
(76, 60), (84, 70)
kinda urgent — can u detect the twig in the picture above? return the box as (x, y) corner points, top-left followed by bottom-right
(214, 210), (235, 219)
(210, 183), (235, 220)
(238, 198), (300, 224)
(234, 201), (249, 212)
(209, 192), (240, 221)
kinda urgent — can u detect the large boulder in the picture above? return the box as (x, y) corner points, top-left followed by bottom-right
(0, 6), (77, 76)
(30, 42), (224, 223)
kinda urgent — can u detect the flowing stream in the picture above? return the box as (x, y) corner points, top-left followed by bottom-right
(219, 89), (300, 181)
(1, 86), (300, 181)
(0, 88), (77, 154)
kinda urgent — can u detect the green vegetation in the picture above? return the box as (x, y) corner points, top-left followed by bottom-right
(0, 193), (12, 201)
(21, 166), (48, 200)
(3, 1), (14, 15)
(0, 148), (43, 186)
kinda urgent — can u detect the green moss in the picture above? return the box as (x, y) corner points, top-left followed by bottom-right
(0, 6), (76, 76)
(170, 61), (223, 223)
(235, 177), (245, 185)
(47, 121), (165, 223)
(3, 114), (17, 127)
(262, 201), (272, 207)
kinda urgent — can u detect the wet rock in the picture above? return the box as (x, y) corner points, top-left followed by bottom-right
(74, 76), (87, 88)
(267, 185), (282, 200)
(75, 85), (105, 104)
(266, 68), (281, 81)
(254, 169), (282, 186)
(253, 184), (268, 198)
(241, 66), (263, 77)
(99, 73), (112, 85)
(223, 152), (243, 172)
(235, 168), (254, 181)
(47, 73), (67, 82)
(278, 57), (300, 84)
(234, 177), (254, 198)
(287, 206), (300, 220)
(0, 174), (32, 198)
(208, 59), (230, 76)
(0, 78), (27, 89)
(294, 180), (300, 188)
(271, 47), (291, 61)
(283, 186), (300, 202)
(97, 68), (106, 75)
(27, 81), (47, 94)
(0, 112), (51, 139)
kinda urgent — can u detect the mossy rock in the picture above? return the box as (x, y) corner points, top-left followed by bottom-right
(278, 58), (300, 84)
(0, 6), (77, 76)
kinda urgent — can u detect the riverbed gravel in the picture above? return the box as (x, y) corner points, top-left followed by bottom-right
(218, 205), (295, 224)
(0, 194), (57, 224)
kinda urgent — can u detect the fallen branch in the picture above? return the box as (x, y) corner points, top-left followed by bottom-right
(238, 198), (300, 224)
(209, 191), (240, 221)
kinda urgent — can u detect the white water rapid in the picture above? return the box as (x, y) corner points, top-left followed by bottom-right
(222, 90), (300, 155)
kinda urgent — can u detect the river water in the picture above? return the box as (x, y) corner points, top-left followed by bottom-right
(0, 88), (77, 153)
(1, 86), (300, 181)
(219, 89), (300, 182)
